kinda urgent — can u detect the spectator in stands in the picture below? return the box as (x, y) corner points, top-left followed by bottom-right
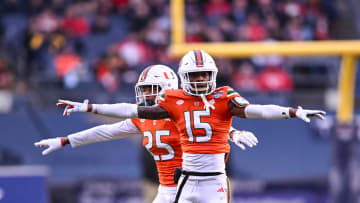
(143, 14), (174, 65)
(243, 12), (267, 41)
(111, 33), (152, 66)
(126, 0), (152, 32)
(1, 0), (22, 14)
(206, 27), (225, 42)
(218, 17), (235, 41)
(313, 15), (329, 40)
(0, 57), (14, 90)
(231, 0), (248, 26)
(283, 16), (313, 41)
(97, 0), (115, 16)
(94, 51), (137, 93)
(26, 0), (46, 16)
(232, 61), (258, 92)
(256, 63), (293, 92)
(50, 0), (67, 16)
(144, 19), (169, 47)
(277, 0), (305, 20)
(215, 58), (233, 86)
(265, 14), (282, 40)
(61, 4), (90, 37)
(186, 18), (206, 42)
(91, 14), (111, 34)
(233, 12), (268, 42)
(36, 9), (60, 34)
(204, 0), (231, 26)
(54, 47), (89, 88)
(255, 0), (277, 20)
(112, 0), (129, 14)
(304, 0), (326, 27)
(0, 57), (14, 113)
(94, 54), (120, 93)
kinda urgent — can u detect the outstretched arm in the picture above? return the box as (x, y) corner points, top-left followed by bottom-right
(34, 119), (140, 155)
(57, 99), (170, 120)
(228, 100), (325, 122)
(138, 105), (170, 119)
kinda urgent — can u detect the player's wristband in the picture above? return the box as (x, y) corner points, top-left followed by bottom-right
(60, 137), (69, 147)
(229, 126), (236, 141)
(87, 104), (93, 112)
(289, 108), (297, 118)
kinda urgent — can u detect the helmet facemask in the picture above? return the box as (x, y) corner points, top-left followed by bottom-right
(135, 83), (162, 106)
(181, 70), (217, 96)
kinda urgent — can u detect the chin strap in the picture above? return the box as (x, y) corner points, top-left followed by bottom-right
(200, 94), (215, 112)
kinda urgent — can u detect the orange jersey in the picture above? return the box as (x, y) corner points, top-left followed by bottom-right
(158, 86), (241, 154)
(131, 118), (182, 187)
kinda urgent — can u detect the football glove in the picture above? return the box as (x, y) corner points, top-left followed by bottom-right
(34, 137), (68, 155)
(56, 99), (90, 116)
(232, 131), (258, 150)
(295, 106), (326, 123)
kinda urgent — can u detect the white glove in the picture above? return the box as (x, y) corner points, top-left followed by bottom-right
(231, 131), (258, 150)
(56, 99), (89, 116)
(34, 137), (67, 155)
(295, 106), (326, 123)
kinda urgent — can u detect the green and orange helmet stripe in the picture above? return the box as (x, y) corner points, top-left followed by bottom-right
(140, 65), (172, 81)
(139, 65), (153, 82)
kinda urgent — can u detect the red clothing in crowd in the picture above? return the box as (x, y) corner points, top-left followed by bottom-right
(256, 66), (293, 92)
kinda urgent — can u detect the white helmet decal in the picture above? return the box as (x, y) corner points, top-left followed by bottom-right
(135, 65), (178, 105)
(178, 50), (218, 96)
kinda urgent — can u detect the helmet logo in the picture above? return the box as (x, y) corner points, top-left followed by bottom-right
(163, 72), (169, 79)
(193, 50), (204, 67)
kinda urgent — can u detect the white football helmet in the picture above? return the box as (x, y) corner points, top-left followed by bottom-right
(178, 50), (218, 96)
(135, 65), (178, 106)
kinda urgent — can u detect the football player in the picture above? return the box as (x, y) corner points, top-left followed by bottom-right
(55, 51), (325, 202)
(35, 64), (258, 203)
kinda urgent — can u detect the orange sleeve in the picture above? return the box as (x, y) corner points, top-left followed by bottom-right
(130, 118), (140, 129)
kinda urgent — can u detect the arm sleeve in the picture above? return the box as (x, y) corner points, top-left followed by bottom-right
(92, 103), (138, 118)
(68, 119), (141, 148)
(244, 104), (290, 120)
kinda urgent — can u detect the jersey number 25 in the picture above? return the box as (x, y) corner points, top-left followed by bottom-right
(144, 130), (175, 161)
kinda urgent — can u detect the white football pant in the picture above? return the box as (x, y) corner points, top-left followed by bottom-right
(175, 174), (230, 203)
(152, 185), (177, 203)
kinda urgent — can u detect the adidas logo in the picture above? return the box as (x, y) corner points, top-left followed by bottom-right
(217, 187), (225, 192)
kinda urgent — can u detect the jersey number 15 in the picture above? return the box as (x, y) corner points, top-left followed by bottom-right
(184, 110), (213, 143)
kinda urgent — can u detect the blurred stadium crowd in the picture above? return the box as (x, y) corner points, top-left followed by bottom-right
(0, 0), (344, 105)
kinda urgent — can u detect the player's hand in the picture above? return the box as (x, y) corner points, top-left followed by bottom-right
(232, 131), (258, 150)
(295, 106), (326, 123)
(34, 137), (69, 155)
(56, 99), (90, 116)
